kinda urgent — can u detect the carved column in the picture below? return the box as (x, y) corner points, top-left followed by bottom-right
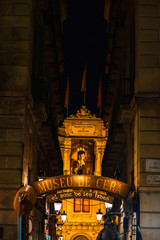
(58, 137), (71, 175)
(94, 138), (107, 176)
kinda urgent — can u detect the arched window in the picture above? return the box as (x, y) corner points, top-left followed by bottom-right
(73, 235), (89, 240)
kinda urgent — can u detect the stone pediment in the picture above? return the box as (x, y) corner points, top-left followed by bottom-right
(69, 105), (97, 119)
(58, 106), (108, 138)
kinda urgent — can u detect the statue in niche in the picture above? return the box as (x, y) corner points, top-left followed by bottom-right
(72, 150), (86, 175)
(70, 142), (93, 175)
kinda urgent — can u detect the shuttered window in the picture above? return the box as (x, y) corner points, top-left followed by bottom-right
(74, 198), (90, 212)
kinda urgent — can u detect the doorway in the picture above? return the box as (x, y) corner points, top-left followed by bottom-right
(73, 235), (89, 240)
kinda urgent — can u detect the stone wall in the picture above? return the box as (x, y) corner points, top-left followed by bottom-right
(0, 1), (56, 239)
(0, 1), (33, 237)
(134, 0), (160, 239)
(0, 0), (32, 90)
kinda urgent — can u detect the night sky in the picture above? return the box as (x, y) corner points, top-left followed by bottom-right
(62, 0), (108, 116)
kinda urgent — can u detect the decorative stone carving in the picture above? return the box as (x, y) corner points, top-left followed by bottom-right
(69, 105), (96, 119)
(58, 106), (108, 176)
(58, 106), (108, 138)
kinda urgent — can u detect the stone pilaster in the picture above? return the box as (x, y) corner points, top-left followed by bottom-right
(94, 138), (107, 176)
(58, 136), (71, 175)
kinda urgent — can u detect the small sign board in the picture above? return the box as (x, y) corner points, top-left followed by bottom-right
(146, 175), (160, 184)
(71, 124), (95, 135)
(146, 159), (160, 172)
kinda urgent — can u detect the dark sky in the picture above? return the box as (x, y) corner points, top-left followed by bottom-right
(62, 0), (108, 115)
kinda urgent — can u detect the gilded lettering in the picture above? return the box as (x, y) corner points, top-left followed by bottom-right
(85, 177), (91, 187)
(60, 193), (72, 198)
(83, 192), (87, 197)
(96, 178), (103, 188)
(109, 181), (116, 192)
(37, 182), (46, 193)
(115, 183), (121, 194)
(52, 178), (59, 188)
(60, 177), (66, 188)
(78, 176), (84, 186)
(82, 192), (92, 197)
(69, 192), (72, 197)
(46, 180), (53, 191)
(34, 175), (129, 199)
(103, 179), (110, 190)
(66, 176), (72, 187)
(74, 192), (81, 197)
(51, 195), (58, 201)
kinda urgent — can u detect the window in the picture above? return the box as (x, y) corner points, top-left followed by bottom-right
(74, 198), (90, 212)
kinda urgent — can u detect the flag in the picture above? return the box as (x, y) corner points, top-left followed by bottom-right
(64, 78), (69, 109)
(81, 65), (86, 92)
(97, 78), (101, 107)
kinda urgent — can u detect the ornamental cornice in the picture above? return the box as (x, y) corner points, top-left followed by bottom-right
(58, 106), (108, 138)
(68, 105), (97, 119)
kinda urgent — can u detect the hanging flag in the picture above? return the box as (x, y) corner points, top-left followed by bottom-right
(81, 65), (87, 105)
(64, 78), (69, 113)
(97, 78), (101, 108)
(81, 65), (86, 92)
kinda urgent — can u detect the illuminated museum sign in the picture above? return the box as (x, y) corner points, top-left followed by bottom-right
(47, 190), (114, 203)
(14, 175), (130, 215)
(32, 175), (130, 199)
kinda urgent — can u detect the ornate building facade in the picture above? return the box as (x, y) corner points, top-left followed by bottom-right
(58, 106), (108, 240)
(0, 0), (160, 240)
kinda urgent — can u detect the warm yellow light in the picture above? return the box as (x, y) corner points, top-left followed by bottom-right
(54, 201), (62, 212)
(96, 209), (103, 221)
(61, 211), (67, 222)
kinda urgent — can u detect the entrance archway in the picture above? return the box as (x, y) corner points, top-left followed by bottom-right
(73, 235), (89, 240)
(71, 232), (92, 240)
(13, 174), (130, 215)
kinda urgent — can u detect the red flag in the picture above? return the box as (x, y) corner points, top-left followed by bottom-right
(81, 65), (86, 92)
(64, 78), (69, 109)
(97, 78), (101, 107)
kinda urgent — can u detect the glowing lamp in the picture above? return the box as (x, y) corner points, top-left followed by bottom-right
(61, 211), (67, 222)
(96, 209), (103, 222)
(54, 201), (62, 212)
